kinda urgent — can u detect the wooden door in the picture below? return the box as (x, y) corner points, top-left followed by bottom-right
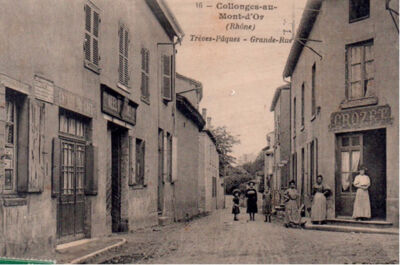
(111, 131), (122, 232)
(58, 140), (85, 239)
(335, 134), (363, 217)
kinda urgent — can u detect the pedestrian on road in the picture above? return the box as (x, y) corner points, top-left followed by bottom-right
(262, 187), (273, 223)
(245, 180), (258, 221)
(352, 166), (371, 220)
(311, 175), (331, 224)
(283, 180), (302, 228)
(232, 189), (241, 221)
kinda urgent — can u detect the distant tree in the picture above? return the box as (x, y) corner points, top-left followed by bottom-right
(242, 150), (264, 176)
(211, 126), (240, 172)
(224, 166), (253, 195)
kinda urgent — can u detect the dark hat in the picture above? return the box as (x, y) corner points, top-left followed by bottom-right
(248, 180), (256, 185)
(289, 180), (296, 185)
(232, 189), (241, 195)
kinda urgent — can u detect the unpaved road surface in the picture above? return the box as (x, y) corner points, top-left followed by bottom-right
(92, 198), (398, 264)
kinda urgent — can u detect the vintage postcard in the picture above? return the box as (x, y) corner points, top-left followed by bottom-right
(0, 0), (398, 264)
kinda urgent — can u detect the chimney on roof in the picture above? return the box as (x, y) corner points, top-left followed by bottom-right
(207, 117), (212, 128)
(202, 108), (207, 119)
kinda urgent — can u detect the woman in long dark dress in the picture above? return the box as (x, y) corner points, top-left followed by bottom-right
(245, 181), (258, 221)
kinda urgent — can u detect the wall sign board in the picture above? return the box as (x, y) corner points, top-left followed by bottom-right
(34, 75), (54, 103)
(55, 87), (95, 118)
(101, 85), (138, 125)
(329, 104), (393, 132)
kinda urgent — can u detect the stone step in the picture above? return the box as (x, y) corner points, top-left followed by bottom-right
(304, 221), (398, 235)
(326, 218), (393, 228)
(158, 216), (174, 226)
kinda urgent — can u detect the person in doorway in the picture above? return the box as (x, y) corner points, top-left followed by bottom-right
(232, 189), (241, 221)
(352, 166), (371, 220)
(262, 186), (273, 223)
(283, 180), (302, 228)
(311, 175), (331, 224)
(245, 181), (258, 221)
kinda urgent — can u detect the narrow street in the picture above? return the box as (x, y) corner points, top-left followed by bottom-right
(91, 197), (399, 264)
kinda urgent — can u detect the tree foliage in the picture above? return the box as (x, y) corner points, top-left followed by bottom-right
(242, 150), (264, 176)
(224, 166), (253, 195)
(211, 126), (240, 171)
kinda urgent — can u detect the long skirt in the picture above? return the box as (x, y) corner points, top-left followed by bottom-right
(311, 192), (326, 222)
(353, 188), (371, 218)
(247, 200), (258, 213)
(262, 202), (272, 215)
(284, 200), (301, 225)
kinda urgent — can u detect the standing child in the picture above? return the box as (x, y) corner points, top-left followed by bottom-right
(262, 187), (273, 222)
(232, 189), (241, 221)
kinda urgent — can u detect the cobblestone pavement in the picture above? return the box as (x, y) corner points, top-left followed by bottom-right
(94, 198), (399, 264)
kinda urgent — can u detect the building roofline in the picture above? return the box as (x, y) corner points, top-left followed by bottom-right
(283, 0), (323, 78)
(270, 83), (291, 112)
(203, 129), (217, 144)
(145, 0), (184, 41)
(176, 72), (203, 101)
(176, 94), (205, 130)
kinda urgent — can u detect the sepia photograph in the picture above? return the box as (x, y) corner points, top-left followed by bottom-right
(0, 0), (398, 264)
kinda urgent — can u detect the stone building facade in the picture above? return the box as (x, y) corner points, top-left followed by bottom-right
(175, 74), (205, 221)
(199, 109), (222, 214)
(270, 84), (291, 191)
(0, 0), (183, 256)
(283, 0), (398, 224)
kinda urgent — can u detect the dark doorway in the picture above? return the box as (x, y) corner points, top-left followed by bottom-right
(363, 129), (386, 219)
(111, 125), (123, 232)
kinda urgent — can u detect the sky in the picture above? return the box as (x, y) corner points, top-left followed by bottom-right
(166, 0), (307, 162)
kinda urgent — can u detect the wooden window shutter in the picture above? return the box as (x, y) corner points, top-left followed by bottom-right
(163, 134), (168, 180)
(141, 141), (147, 186)
(93, 11), (99, 37)
(171, 54), (175, 100)
(141, 48), (145, 71)
(85, 143), (98, 195)
(92, 11), (100, 66)
(85, 5), (91, 32)
(28, 100), (45, 192)
(146, 50), (150, 74)
(124, 29), (129, 85)
(84, 34), (91, 61)
(315, 138), (318, 176)
(128, 136), (136, 186)
(171, 136), (178, 182)
(93, 39), (99, 66)
(51, 137), (61, 197)
(162, 55), (171, 100)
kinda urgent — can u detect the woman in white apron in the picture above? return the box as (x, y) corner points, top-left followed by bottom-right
(352, 166), (371, 220)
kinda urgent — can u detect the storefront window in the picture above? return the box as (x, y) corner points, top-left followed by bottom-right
(59, 109), (87, 138)
(59, 110), (88, 195)
(339, 135), (362, 193)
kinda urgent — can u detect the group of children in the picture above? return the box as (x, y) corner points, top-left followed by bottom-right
(232, 186), (273, 222)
